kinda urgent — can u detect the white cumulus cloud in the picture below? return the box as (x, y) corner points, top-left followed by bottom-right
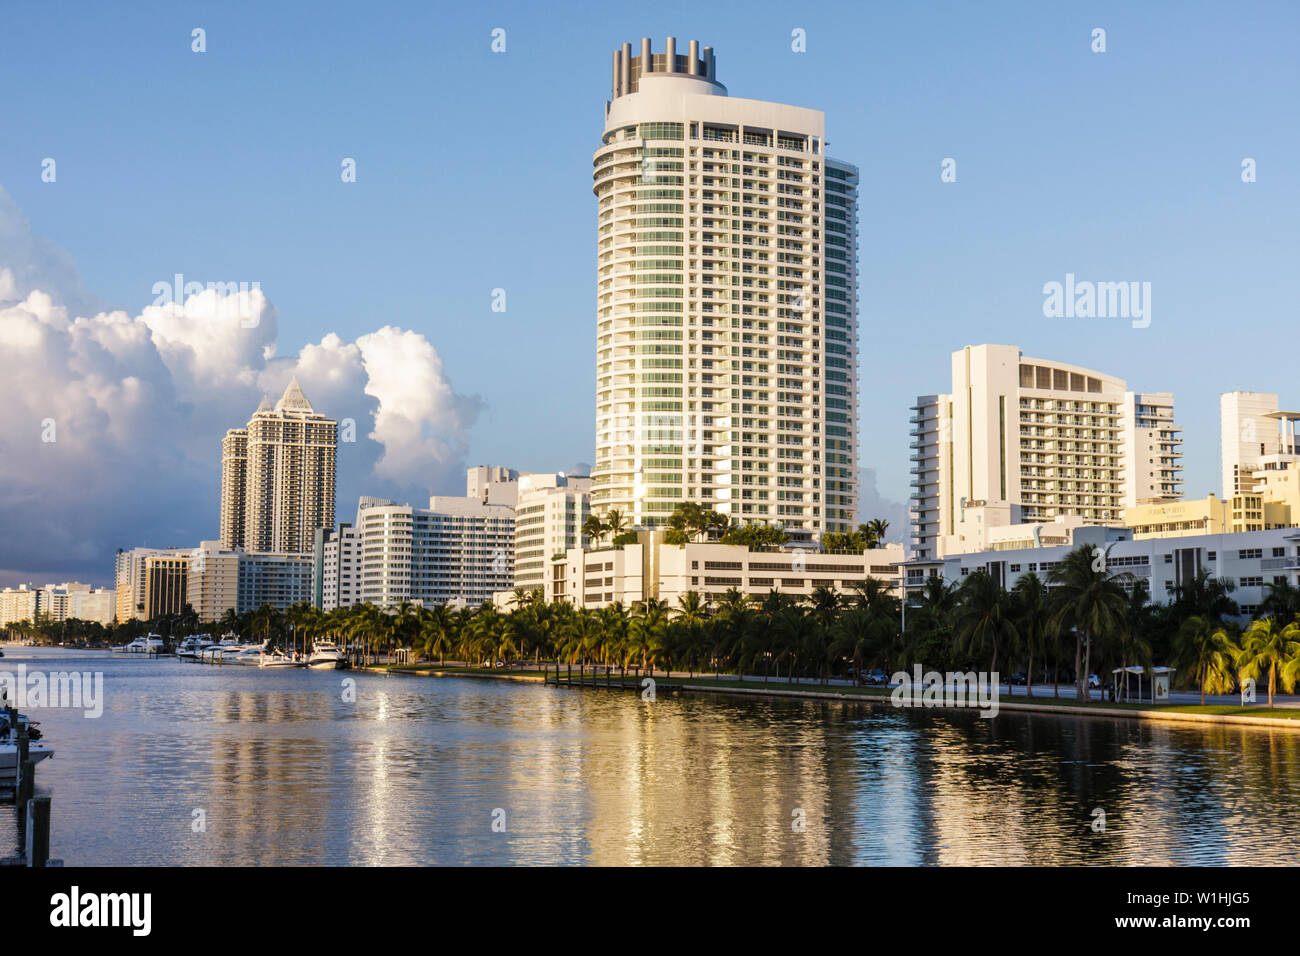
(0, 185), (483, 585)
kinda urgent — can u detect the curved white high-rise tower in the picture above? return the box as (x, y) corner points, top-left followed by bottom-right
(591, 37), (859, 542)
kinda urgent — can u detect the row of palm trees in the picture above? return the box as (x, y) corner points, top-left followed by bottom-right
(17, 545), (1300, 708)
(580, 503), (893, 554)
(226, 545), (1300, 708)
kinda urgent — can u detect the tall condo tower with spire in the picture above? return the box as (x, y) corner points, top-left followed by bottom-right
(592, 37), (860, 541)
(219, 378), (338, 554)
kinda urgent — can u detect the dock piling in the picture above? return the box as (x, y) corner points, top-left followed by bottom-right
(25, 797), (50, 867)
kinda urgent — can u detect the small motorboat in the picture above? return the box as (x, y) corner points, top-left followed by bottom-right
(0, 715), (52, 780)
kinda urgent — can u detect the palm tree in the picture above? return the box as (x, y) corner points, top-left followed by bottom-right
(1172, 569), (1239, 624)
(953, 570), (1017, 690)
(599, 602), (630, 676)
(906, 575), (957, 677)
(419, 604), (455, 664)
(710, 589), (750, 679)
(849, 576), (893, 612)
(1174, 615), (1238, 705)
(1259, 580), (1300, 622)
(604, 508), (630, 542)
(629, 598), (671, 679)
(216, 608), (240, 639)
(1011, 572), (1052, 698)
(582, 514), (607, 548)
(1048, 545), (1130, 703)
(1238, 616), (1300, 709)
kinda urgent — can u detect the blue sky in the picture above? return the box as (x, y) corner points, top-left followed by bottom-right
(1, 0), (1298, 579)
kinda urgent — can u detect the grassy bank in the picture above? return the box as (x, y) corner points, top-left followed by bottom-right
(367, 662), (1300, 726)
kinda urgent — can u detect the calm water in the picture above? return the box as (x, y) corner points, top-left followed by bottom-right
(4, 647), (1298, 865)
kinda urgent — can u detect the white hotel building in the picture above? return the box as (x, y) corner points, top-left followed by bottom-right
(592, 37), (859, 543)
(513, 473), (592, 602)
(315, 494), (515, 611)
(910, 344), (1182, 560)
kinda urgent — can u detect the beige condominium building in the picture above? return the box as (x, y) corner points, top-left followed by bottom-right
(592, 37), (859, 544)
(910, 344), (1182, 560)
(1121, 392), (1183, 507)
(220, 377), (337, 555)
(1220, 391), (1300, 497)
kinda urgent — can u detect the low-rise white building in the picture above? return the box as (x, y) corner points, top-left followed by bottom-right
(903, 525), (1300, 620)
(558, 532), (904, 610)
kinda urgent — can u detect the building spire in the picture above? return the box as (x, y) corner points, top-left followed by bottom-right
(255, 394), (271, 414)
(275, 376), (313, 413)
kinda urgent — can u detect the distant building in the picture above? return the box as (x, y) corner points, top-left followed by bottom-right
(68, 587), (116, 624)
(115, 547), (190, 621)
(236, 551), (312, 614)
(0, 586), (39, 626)
(0, 583), (115, 626)
(466, 466), (521, 507)
(219, 378), (338, 555)
(512, 473), (593, 602)
(1121, 392), (1183, 507)
(184, 540), (311, 620)
(1221, 392), (1295, 497)
(315, 495), (514, 610)
(910, 344), (1182, 559)
(144, 553), (189, 619)
(187, 541), (240, 622)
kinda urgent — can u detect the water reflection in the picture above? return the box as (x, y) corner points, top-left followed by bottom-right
(5, 649), (1299, 865)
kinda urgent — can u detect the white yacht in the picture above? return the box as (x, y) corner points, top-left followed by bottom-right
(125, 635), (165, 654)
(258, 650), (303, 668)
(200, 637), (248, 663)
(226, 642), (272, 666)
(307, 641), (347, 670)
(176, 635), (214, 661)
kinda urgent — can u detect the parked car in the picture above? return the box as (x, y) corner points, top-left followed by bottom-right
(1007, 673), (1028, 686)
(1088, 673), (1101, 689)
(864, 668), (887, 686)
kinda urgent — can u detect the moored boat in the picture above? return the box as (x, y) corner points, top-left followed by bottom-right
(258, 650), (303, 668)
(307, 641), (347, 670)
(0, 713), (53, 780)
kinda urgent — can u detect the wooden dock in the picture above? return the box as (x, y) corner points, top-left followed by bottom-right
(0, 709), (60, 866)
(542, 664), (681, 694)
